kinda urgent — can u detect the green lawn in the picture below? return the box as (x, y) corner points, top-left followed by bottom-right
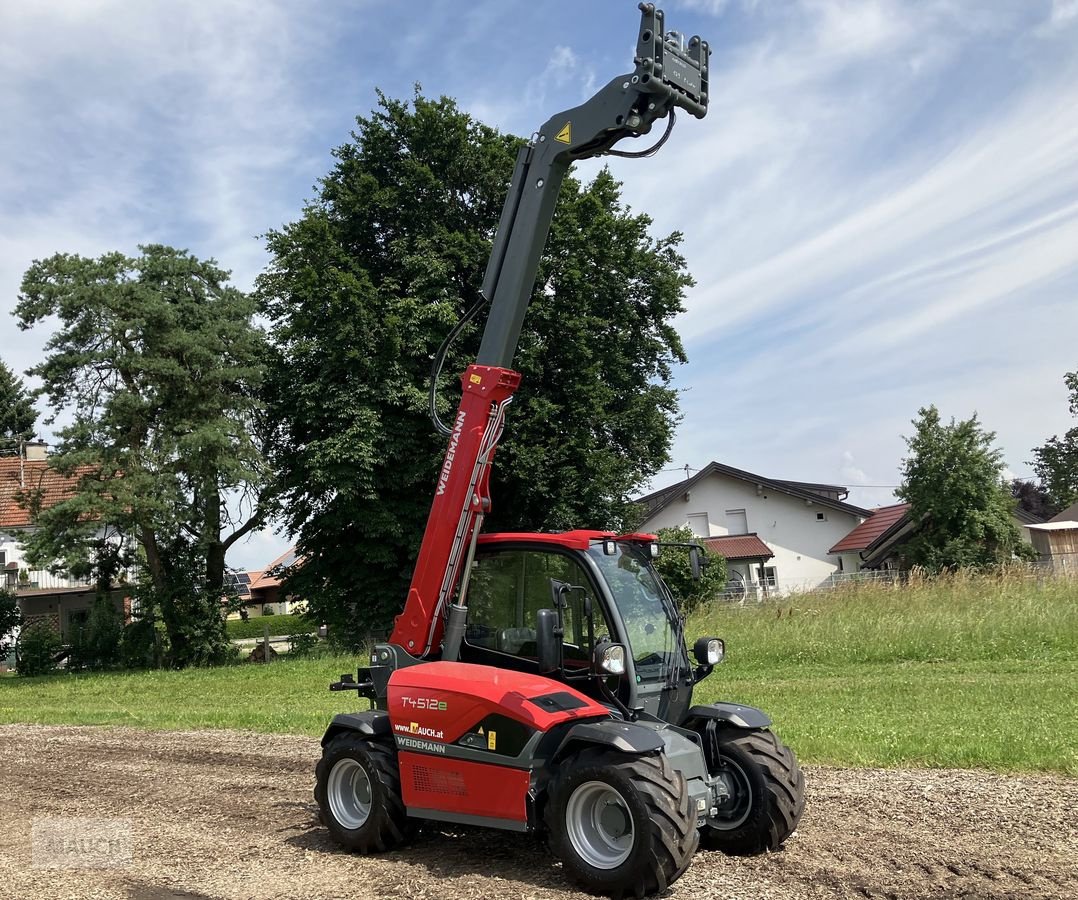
(2, 572), (1076, 774)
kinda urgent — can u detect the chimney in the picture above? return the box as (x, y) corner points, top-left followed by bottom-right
(23, 441), (48, 461)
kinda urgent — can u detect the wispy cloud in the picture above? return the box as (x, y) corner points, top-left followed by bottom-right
(605, 0), (1078, 498)
(2, 0), (1076, 553)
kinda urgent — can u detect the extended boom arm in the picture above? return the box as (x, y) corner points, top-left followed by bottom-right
(390, 4), (710, 657)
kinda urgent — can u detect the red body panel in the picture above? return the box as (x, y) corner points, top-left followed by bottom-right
(387, 661), (608, 742)
(398, 753), (531, 822)
(388, 662), (609, 823)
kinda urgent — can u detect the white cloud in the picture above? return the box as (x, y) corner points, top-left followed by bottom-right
(594, 0), (1078, 497)
(1050, 0), (1078, 26)
(3, 0), (1076, 562)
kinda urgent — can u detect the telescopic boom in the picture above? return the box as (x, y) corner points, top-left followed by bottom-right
(390, 4), (710, 657)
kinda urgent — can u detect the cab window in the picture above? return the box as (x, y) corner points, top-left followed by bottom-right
(464, 549), (609, 663)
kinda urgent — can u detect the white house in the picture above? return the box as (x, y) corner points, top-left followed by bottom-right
(1, 443), (134, 639)
(637, 462), (872, 596)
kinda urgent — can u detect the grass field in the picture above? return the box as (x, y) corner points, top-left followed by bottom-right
(690, 571), (1078, 774)
(2, 571), (1075, 774)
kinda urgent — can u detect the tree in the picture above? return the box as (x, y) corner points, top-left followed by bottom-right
(259, 91), (691, 645)
(1011, 478), (1059, 521)
(1031, 370), (1078, 511)
(69, 597), (123, 670)
(14, 245), (269, 666)
(653, 526), (727, 614)
(15, 622), (62, 676)
(0, 357), (36, 444)
(0, 587), (20, 660)
(897, 406), (1029, 570)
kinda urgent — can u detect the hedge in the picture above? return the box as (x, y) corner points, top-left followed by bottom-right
(225, 614), (317, 640)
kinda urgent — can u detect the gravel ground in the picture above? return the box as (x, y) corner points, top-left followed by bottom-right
(0, 724), (1075, 900)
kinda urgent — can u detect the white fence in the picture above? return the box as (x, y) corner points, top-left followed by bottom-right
(719, 569), (901, 602)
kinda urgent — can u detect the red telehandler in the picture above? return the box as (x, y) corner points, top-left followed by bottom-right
(315, 6), (805, 896)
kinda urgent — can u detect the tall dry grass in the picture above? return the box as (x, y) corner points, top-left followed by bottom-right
(690, 568), (1078, 670)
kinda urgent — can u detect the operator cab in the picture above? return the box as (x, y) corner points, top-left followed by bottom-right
(457, 530), (722, 724)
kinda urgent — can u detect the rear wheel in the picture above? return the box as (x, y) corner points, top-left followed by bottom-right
(545, 750), (698, 898)
(700, 728), (804, 855)
(315, 734), (414, 852)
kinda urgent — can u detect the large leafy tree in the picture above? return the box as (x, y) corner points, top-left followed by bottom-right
(0, 357), (36, 443)
(14, 245), (269, 666)
(897, 406), (1029, 570)
(1031, 370), (1078, 511)
(260, 92), (692, 644)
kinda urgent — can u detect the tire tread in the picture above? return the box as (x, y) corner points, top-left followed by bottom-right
(546, 750), (698, 898)
(314, 734), (414, 853)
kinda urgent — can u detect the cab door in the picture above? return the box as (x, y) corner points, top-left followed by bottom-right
(458, 544), (613, 680)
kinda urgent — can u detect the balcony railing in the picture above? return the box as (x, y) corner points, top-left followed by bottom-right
(5, 568), (138, 592)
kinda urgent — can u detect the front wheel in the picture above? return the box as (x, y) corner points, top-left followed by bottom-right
(700, 728), (805, 855)
(314, 734), (414, 853)
(545, 750), (698, 898)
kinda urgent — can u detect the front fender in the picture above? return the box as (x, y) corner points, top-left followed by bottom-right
(551, 720), (665, 763)
(683, 702), (771, 730)
(320, 709), (392, 746)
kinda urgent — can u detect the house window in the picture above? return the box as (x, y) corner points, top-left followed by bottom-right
(725, 509), (748, 535)
(756, 566), (777, 588)
(687, 513), (709, 538)
(816, 512), (827, 522)
(837, 557), (844, 572)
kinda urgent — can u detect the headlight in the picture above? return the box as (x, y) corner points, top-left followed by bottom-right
(596, 643), (627, 675)
(693, 636), (724, 666)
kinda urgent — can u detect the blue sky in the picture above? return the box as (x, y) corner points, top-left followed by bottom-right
(2, 0), (1077, 571)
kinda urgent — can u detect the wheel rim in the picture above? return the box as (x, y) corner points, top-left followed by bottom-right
(327, 757), (373, 830)
(709, 758), (752, 831)
(565, 780), (634, 869)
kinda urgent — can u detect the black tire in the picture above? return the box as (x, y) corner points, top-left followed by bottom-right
(545, 750), (699, 898)
(699, 728), (805, 855)
(314, 734), (414, 853)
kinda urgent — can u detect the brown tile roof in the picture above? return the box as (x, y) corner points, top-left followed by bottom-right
(703, 533), (774, 561)
(250, 546), (302, 589)
(245, 569), (268, 589)
(0, 457), (88, 529)
(829, 503), (911, 554)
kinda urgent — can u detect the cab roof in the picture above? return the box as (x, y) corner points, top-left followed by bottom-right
(477, 530), (658, 551)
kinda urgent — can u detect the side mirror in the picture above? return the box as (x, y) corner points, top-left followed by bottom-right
(689, 546), (702, 581)
(536, 608), (562, 674)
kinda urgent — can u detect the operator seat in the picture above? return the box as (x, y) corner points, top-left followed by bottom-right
(497, 627), (536, 655)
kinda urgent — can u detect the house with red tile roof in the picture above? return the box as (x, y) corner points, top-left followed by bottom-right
(637, 461), (873, 596)
(828, 502), (1043, 572)
(828, 502), (913, 572)
(227, 546), (304, 617)
(0, 443), (133, 641)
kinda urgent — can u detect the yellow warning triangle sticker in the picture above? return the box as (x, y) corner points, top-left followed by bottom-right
(555, 121), (572, 144)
